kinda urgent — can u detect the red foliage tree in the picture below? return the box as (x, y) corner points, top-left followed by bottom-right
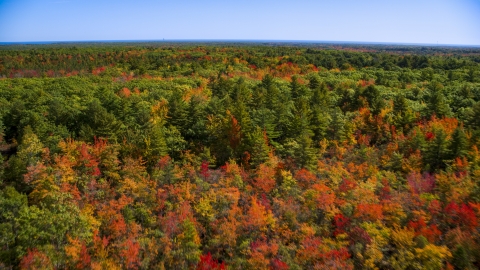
(271, 258), (289, 270)
(20, 249), (52, 270)
(407, 217), (441, 243)
(121, 238), (141, 269)
(253, 164), (276, 194)
(407, 172), (435, 194)
(444, 201), (478, 229)
(197, 252), (226, 270)
(354, 203), (383, 222)
(200, 161), (210, 180)
(78, 244), (91, 269)
(333, 213), (350, 236)
(294, 168), (317, 188)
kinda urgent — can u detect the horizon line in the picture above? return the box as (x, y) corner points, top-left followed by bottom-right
(1, 39), (480, 48)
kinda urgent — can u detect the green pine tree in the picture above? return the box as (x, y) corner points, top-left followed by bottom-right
(328, 107), (346, 142)
(450, 127), (469, 159)
(424, 82), (451, 118)
(173, 219), (201, 269)
(424, 128), (450, 171)
(452, 245), (474, 270)
(248, 126), (271, 167)
(295, 132), (317, 170)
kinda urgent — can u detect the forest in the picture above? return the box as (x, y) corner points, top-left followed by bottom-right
(0, 42), (480, 269)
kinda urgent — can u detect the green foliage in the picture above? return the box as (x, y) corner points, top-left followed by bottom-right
(79, 99), (122, 141)
(424, 81), (451, 118)
(0, 186), (28, 265)
(423, 128), (450, 171)
(172, 219), (201, 268)
(248, 126), (271, 167)
(450, 127), (469, 159)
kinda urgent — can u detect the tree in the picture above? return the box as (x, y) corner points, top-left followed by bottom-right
(424, 82), (451, 118)
(328, 107), (346, 142)
(248, 127), (271, 167)
(290, 75), (309, 101)
(171, 219), (201, 269)
(252, 108), (280, 143)
(253, 163), (276, 194)
(414, 244), (451, 270)
(393, 95), (415, 131)
(79, 99), (122, 142)
(467, 101), (480, 129)
(197, 252), (226, 270)
(451, 245), (475, 270)
(19, 249), (53, 270)
(5, 126), (44, 190)
(167, 88), (189, 136)
(0, 118), (4, 182)
(359, 85), (385, 115)
(423, 128), (450, 171)
(310, 79), (330, 142)
(294, 132), (317, 170)
(143, 125), (168, 165)
(243, 196), (275, 236)
(449, 127), (469, 159)
(184, 96), (208, 144)
(0, 186), (28, 267)
(289, 95), (311, 138)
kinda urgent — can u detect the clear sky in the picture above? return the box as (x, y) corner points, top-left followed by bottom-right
(0, 0), (479, 45)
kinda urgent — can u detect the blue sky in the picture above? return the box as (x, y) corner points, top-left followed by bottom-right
(0, 0), (479, 45)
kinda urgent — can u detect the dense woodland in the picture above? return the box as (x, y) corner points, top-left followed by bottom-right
(1, 42), (480, 269)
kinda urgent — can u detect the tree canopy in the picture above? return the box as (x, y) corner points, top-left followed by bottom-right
(1, 42), (480, 269)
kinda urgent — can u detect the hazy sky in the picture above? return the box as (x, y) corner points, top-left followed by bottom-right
(0, 0), (479, 45)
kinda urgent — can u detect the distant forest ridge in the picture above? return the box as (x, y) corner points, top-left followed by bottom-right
(1, 39), (480, 49)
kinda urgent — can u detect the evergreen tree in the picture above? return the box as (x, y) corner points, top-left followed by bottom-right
(290, 75), (309, 101)
(452, 245), (474, 270)
(450, 127), (469, 159)
(467, 101), (480, 129)
(5, 126), (44, 190)
(0, 119), (5, 183)
(173, 219), (201, 269)
(309, 110), (330, 143)
(393, 94), (415, 130)
(230, 100), (253, 160)
(167, 89), (188, 133)
(290, 75), (301, 100)
(310, 80), (328, 108)
(184, 96), (208, 143)
(252, 83), (267, 110)
(359, 84), (385, 115)
(0, 153), (3, 185)
(248, 127), (271, 167)
(424, 128), (450, 171)
(263, 75), (281, 112)
(310, 80), (330, 142)
(232, 77), (252, 105)
(308, 75), (321, 91)
(289, 96), (312, 139)
(252, 108), (280, 143)
(0, 186), (28, 267)
(328, 107), (346, 142)
(295, 132), (317, 170)
(143, 125), (168, 165)
(79, 99), (122, 142)
(424, 81), (451, 118)
(271, 86), (294, 142)
(467, 68), (476, 83)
